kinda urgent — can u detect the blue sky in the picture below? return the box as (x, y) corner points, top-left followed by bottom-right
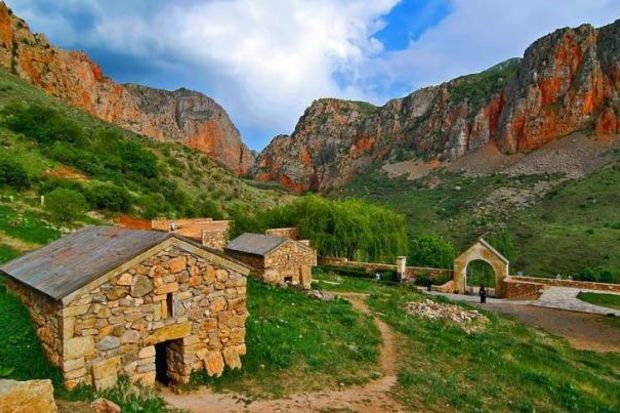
(9, 0), (620, 150)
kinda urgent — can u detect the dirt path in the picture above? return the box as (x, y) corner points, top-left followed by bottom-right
(480, 303), (620, 353)
(163, 293), (406, 413)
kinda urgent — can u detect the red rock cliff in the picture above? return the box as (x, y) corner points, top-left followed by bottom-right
(254, 20), (620, 192)
(0, 2), (253, 175)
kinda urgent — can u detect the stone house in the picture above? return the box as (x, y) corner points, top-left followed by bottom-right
(224, 233), (317, 289)
(0, 226), (249, 390)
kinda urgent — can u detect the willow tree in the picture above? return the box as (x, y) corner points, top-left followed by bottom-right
(262, 195), (407, 262)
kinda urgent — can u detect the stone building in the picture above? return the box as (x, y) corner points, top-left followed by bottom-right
(224, 233), (317, 289)
(116, 217), (231, 251)
(0, 226), (249, 390)
(151, 218), (231, 251)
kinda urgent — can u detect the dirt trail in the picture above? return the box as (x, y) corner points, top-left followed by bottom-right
(163, 292), (406, 413)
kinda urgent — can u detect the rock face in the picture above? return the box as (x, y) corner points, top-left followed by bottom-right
(0, 2), (253, 174)
(254, 20), (620, 192)
(0, 379), (58, 413)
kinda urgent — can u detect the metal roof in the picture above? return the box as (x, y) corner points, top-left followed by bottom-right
(0, 226), (171, 301)
(225, 233), (288, 256)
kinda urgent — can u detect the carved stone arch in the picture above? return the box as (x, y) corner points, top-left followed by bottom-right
(453, 239), (509, 298)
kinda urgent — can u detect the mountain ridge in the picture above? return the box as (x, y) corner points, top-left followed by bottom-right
(253, 20), (620, 192)
(0, 1), (254, 175)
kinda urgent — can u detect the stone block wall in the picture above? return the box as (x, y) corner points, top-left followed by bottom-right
(503, 278), (546, 300)
(509, 276), (620, 293)
(265, 227), (299, 240)
(151, 219), (230, 250)
(59, 245), (246, 390)
(264, 241), (316, 289)
(4, 279), (63, 366)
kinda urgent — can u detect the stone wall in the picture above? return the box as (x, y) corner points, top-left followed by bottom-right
(503, 278), (546, 300)
(151, 219), (230, 250)
(264, 241), (317, 289)
(265, 228), (299, 240)
(59, 245), (246, 390)
(4, 279), (63, 366)
(509, 276), (620, 293)
(318, 257), (453, 281)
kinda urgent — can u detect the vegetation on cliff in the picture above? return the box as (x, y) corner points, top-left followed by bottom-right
(0, 66), (291, 255)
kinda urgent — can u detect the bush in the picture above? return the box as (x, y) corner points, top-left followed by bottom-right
(0, 157), (30, 189)
(2, 103), (85, 146)
(45, 188), (88, 222)
(87, 183), (132, 213)
(573, 267), (618, 284)
(409, 235), (455, 269)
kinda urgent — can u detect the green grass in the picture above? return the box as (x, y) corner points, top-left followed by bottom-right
(368, 286), (620, 413)
(190, 277), (381, 398)
(0, 244), (18, 264)
(0, 204), (60, 245)
(577, 292), (620, 311)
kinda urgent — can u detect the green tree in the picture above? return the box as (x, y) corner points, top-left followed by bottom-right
(45, 188), (88, 222)
(488, 229), (516, 262)
(0, 158), (30, 189)
(409, 235), (456, 269)
(259, 195), (407, 261)
(87, 183), (132, 213)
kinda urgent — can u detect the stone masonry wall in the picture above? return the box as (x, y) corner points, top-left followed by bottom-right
(264, 242), (317, 289)
(4, 278), (63, 366)
(318, 257), (453, 281)
(60, 245), (246, 390)
(510, 276), (620, 293)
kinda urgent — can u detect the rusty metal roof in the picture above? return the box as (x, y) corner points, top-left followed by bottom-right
(225, 233), (288, 256)
(0, 226), (171, 301)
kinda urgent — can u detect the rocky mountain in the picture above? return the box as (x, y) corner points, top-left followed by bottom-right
(254, 20), (620, 192)
(0, 2), (253, 175)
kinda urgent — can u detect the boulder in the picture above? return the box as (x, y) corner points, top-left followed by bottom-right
(0, 379), (57, 413)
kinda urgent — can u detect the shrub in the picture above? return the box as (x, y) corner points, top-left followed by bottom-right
(0, 157), (30, 189)
(573, 267), (618, 284)
(409, 235), (455, 269)
(87, 183), (132, 213)
(197, 195), (224, 219)
(2, 103), (85, 146)
(45, 188), (88, 222)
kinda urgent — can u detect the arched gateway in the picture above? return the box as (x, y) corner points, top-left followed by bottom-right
(453, 239), (509, 298)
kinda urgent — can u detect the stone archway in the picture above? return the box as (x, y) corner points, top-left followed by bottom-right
(453, 239), (509, 297)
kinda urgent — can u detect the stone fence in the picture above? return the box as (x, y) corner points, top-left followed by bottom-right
(318, 256), (453, 281)
(510, 276), (620, 293)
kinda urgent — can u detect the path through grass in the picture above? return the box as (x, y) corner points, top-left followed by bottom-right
(190, 278), (381, 398)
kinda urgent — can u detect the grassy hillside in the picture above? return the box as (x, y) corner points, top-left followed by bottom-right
(0, 67), (293, 254)
(334, 153), (620, 279)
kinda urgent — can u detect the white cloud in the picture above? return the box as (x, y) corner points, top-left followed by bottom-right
(365, 0), (620, 95)
(9, 0), (620, 149)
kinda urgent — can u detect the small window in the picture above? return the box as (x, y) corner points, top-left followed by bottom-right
(284, 276), (293, 284)
(166, 293), (175, 318)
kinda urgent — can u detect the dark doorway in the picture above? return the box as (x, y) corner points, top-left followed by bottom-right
(155, 342), (170, 385)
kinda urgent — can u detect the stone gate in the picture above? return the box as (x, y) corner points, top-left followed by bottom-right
(453, 239), (509, 297)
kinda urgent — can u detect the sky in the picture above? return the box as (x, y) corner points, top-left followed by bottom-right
(9, 0), (620, 150)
